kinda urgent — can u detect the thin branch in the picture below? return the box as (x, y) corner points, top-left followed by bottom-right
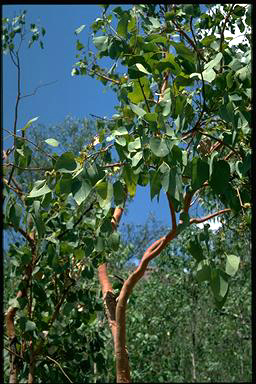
(6, 222), (35, 247)
(3, 128), (55, 160)
(198, 130), (242, 158)
(90, 69), (120, 85)
(48, 283), (74, 328)
(89, 113), (112, 121)
(4, 346), (24, 360)
(190, 208), (231, 224)
(3, 163), (51, 171)
(190, 16), (207, 112)
(8, 52), (21, 185)
(3, 178), (25, 196)
(172, 19), (206, 63)
(220, 4), (236, 53)
(138, 77), (150, 112)
(57, 200), (96, 239)
(103, 162), (126, 168)
(20, 80), (58, 99)
(46, 356), (73, 384)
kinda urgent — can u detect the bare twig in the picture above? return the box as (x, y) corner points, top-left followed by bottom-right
(3, 163), (51, 172)
(8, 52), (21, 185)
(20, 80), (58, 99)
(46, 356), (73, 383)
(3, 128), (55, 160)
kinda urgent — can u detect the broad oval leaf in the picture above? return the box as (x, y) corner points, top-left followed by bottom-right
(210, 160), (230, 193)
(196, 260), (211, 282)
(55, 152), (77, 173)
(72, 180), (91, 206)
(129, 102), (146, 117)
(210, 268), (229, 302)
(225, 254), (240, 277)
(93, 35), (109, 51)
(45, 138), (59, 147)
(202, 68), (216, 83)
(149, 137), (170, 157)
(75, 24), (86, 35)
(28, 181), (52, 198)
(191, 157), (209, 191)
(135, 63), (151, 75)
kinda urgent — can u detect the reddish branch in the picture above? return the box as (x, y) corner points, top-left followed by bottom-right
(190, 208), (231, 224)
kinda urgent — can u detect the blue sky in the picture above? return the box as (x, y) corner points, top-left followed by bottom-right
(3, 4), (201, 228)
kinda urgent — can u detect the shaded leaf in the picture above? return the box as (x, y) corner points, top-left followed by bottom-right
(225, 254), (240, 277)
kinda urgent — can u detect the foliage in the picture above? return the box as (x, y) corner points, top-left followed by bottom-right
(3, 4), (251, 383)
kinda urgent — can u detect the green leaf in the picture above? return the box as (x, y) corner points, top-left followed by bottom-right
(149, 170), (162, 200)
(149, 137), (170, 157)
(72, 180), (91, 205)
(122, 166), (137, 197)
(71, 68), (80, 76)
(131, 151), (143, 168)
(45, 138), (59, 147)
(204, 52), (223, 71)
(9, 204), (22, 229)
(115, 136), (126, 146)
(22, 116), (39, 134)
(63, 303), (74, 316)
(159, 162), (170, 192)
(75, 24), (86, 35)
(128, 137), (141, 152)
(28, 180), (52, 198)
(201, 35), (216, 47)
(129, 103), (146, 117)
(188, 236), (204, 262)
(128, 77), (151, 103)
(76, 40), (84, 51)
(201, 68), (216, 83)
(144, 112), (157, 122)
(196, 260), (211, 282)
(95, 181), (113, 208)
(93, 35), (109, 51)
(73, 249), (85, 260)
(113, 126), (128, 136)
(117, 15), (129, 38)
(113, 181), (126, 207)
(25, 320), (36, 332)
(210, 160), (230, 194)
(55, 152), (77, 173)
(32, 200), (45, 238)
(162, 100), (172, 117)
(191, 157), (209, 191)
(135, 63), (151, 75)
(225, 254), (240, 277)
(109, 231), (120, 251)
(100, 219), (113, 235)
(210, 268), (229, 302)
(8, 298), (20, 309)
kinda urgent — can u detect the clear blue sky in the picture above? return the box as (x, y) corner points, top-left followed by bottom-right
(3, 4), (200, 228)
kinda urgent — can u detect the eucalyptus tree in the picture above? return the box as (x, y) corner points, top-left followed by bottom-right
(3, 4), (251, 383)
